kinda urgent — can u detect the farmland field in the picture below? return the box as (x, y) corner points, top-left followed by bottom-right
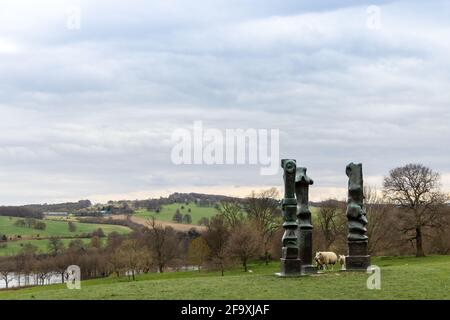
(0, 255), (448, 299)
(134, 203), (218, 225)
(135, 204), (319, 226)
(0, 216), (132, 238)
(0, 238), (92, 256)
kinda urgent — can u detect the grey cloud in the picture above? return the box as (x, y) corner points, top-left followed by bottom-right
(0, 0), (449, 204)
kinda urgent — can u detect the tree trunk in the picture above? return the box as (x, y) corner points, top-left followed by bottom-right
(264, 251), (269, 265)
(415, 227), (425, 257)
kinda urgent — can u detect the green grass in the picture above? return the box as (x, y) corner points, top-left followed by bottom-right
(0, 216), (131, 239)
(135, 204), (319, 226)
(1, 255), (449, 300)
(0, 238), (92, 256)
(135, 203), (218, 225)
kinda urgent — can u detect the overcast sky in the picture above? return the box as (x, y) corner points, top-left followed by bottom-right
(1, 0), (450, 205)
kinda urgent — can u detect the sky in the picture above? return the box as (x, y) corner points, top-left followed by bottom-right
(1, 0), (450, 205)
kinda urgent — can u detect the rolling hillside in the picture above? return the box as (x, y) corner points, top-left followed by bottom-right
(0, 216), (131, 239)
(0, 238), (92, 256)
(0, 255), (448, 299)
(134, 203), (218, 225)
(0, 216), (132, 256)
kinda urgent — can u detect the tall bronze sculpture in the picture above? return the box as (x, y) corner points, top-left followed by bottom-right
(345, 163), (371, 270)
(279, 159), (302, 276)
(295, 167), (316, 274)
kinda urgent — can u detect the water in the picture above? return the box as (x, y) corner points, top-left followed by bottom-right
(1, 265), (199, 289)
(0, 272), (64, 289)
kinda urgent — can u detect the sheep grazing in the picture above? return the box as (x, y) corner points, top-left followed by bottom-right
(338, 255), (346, 270)
(314, 251), (338, 270)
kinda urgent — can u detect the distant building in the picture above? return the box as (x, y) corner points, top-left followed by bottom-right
(44, 212), (68, 217)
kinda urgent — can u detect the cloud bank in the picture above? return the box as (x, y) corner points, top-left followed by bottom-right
(1, 0), (450, 204)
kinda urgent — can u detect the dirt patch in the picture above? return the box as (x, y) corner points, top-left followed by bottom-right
(110, 215), (206, 233)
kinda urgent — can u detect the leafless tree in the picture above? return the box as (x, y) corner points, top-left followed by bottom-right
(108, 247), (126, 277)
(226, 223), (262, 272)
(245, 188), (281, 264)
(187, 237), (210, 271)
(317, 199), (346, 251)
(217, 200), (245, 229)
(203, 215), (230, 276)
(54, 254), (70, 283)
(117, 239), (149, 280)
(145, 217), (179, 273)
(48, 237), (65, 256)
(383, 164), (449, 257)
(0, 258), (15, 289)
(364, 186), (399, 255)
(90, 236), (102, 248)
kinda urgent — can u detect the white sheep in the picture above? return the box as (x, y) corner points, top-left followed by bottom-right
(315, 251), (338, 270)
(338, 254), (346, 270)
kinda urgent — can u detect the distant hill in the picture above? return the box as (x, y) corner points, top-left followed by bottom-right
(1, 192), (339, 220)
(0, 206), (43, 219)
(24, 200), (92, 213)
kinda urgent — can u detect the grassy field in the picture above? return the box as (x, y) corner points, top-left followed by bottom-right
(134, 203), (318, 226)
(0, 255), (448, 299)
(134, 203), (218, 225)
(0, 238), (92, 256)
(0, 216), (131, 239)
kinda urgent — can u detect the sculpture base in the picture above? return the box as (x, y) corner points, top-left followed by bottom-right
(345, 240), (370, 271)
(348, 240), (368, 256)
(301, 264), (317, 274)
(278, 258), (302, 277)
(345, 256), (371, 271)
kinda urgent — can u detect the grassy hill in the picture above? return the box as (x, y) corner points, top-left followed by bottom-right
(135, 204), (320, 226)
(0, 216), (131, 239)
(0, 238), (92, 256)
(134, 203), (218, 225)
(1, 255), (448, 299)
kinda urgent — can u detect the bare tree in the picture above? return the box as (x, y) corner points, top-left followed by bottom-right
(428, 206), (450, 254)
(217, 200), (245, 229)
(187, 237), (210, 271)
(54, 254), (70, 283)
(146, 217), (179, 273)
(245, 188), (281, 264)
(90, 236), (102, 249)
(108, 247), (127, 277)
(0, 258), (15, 289)
(19, 244), (38, 286)
(383, 164), (449, 257)
(317, 199), (346, 251)
(203, 215), (230, 276)
(364, 186), (399, 255)
(47, 237), (65, 256)
(68, 221), (77, 232)
(117, 239), (148, 280)
(226, 223), (262, 272)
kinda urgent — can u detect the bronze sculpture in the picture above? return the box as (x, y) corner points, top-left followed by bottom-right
(278, 160), (370, 276)
(345, 163), (370, 270)
(279, 160), (316, 276)
(279, 159), (302, 276)
(295, 167), (316, 274)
